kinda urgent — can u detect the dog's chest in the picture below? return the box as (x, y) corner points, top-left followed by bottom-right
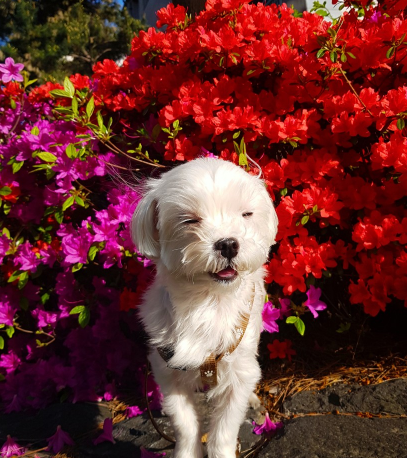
(172, 294), (253, 353)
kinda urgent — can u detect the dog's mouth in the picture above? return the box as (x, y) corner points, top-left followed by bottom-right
(210, 267), (238, 283)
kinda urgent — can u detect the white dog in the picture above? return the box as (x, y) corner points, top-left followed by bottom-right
(131, 158), (278, 458)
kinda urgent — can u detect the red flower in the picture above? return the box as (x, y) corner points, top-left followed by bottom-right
(120, 288), (139, 312)
(267, 339), (296, 362)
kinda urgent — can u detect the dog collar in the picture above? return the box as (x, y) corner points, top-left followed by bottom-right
(157, 286), (255, 388)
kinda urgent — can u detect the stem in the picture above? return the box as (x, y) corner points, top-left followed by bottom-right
(7, 93), (25, 138)
(338, 67), (373, 116)
(103, 141), (165, 168)
(97, 157), (139, 171)
(106, 139), (159, 166)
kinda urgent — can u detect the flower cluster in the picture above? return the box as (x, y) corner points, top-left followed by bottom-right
(0, 63), (154, 413)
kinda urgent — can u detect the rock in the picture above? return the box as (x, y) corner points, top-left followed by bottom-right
(0, 379), (406, 457)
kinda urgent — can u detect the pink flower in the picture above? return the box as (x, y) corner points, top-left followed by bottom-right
(252, 412), (283, 436)
(93, 418), (116, 445)
(14, 241), (40, 271)
(262, 301), (280, 333)
(0, 351), (21, 374)
(46, 425), (74, 454)
(0, 58), (24, 83)
(0, 435), (26, 457)
(303, 285), (327, 318)
(278, 298), (292, 319)
(140, 447), (166, 457)
(126, 405), (145, 418)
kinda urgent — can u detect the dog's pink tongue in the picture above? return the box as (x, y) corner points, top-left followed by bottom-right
(217, 267), (237, 278)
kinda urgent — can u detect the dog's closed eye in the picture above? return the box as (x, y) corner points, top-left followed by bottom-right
(242, 212), (253, 218)
(182, 218), (201, 225)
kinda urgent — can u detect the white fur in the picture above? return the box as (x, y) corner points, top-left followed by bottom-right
(131, 158), (278, 458)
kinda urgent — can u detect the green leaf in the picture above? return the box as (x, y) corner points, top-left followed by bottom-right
(86, 97), (95, 119)
(62, 196), (75, 211)
(330, 51), (337, 63)
(336, 322), (351, 333)
(65, 144), (77, 158)
(3, 202), (11, 215)
(397, 118), (405, 130)
(50, 89), (70, 98)
(41, 292), (50, 305)
(315, 9), (328, 16)
(239, 152), (248, 167)
(280, 188), (288, 196)
(386, 47), (395, 59)
(31, 126), (39, 135)
(327, 27), (336, 38)
(246, 69), (256, 76)
(88, 245), (99, 261)
(312, 205), (319, 213)
(12, 161), (24, 174)
(64, 77), (75, 98)
(316, 49), (326, 59)
(301, 215), (310, 225)
(72, 96), (79, 116)
(70, 305), (85, 315)
(340, 53), (347, 63)
(10, 98), (16, 110)
(6, 326), (15, 338)
(294, 318), (305, 336)
(18, 271), (29, 290)
(97, 111), (104, 130)
(152, 124), (162, 141)
(8, 270), (22, 283)
(37, 152), (57, 162)
(286, 316), (298, 324)
(0, 336), (4, 350)
(78, 307), (90, 328)
(74, 195), (85, 207)
(0, 186), (12, 196)
(233, 131), (240, 139)
(20, 297), (29, 311)
(25, 78), (38, 87)
(54, 209), (64, 224)
(2, 227), (11, 238)
(347, 52), (356, 59)
(72, 263), (83, 272)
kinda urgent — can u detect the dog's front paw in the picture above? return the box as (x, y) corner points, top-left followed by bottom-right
(248, 391), (262, 410)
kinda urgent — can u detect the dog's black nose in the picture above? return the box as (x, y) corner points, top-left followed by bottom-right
(214, 238), (239, 259)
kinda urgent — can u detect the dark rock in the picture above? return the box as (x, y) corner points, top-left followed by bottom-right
(283, 379), (407, 416)
(262, 416), (407, 458)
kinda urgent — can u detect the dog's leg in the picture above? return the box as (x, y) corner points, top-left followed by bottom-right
(207, 359), (261, 458)
(150, 352), (203, 458)
(162, 380), (203, 458)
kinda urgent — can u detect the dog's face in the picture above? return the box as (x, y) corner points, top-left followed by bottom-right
(132, 158), (278, 286)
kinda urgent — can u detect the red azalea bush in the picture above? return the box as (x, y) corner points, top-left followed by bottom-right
(1, 0), (407, 412)
(88, 0), (407, 317)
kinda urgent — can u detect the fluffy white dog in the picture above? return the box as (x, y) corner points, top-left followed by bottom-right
(131, 158), (278, 458)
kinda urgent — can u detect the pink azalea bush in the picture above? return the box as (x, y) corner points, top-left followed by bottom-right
(0, 66), (154, 412)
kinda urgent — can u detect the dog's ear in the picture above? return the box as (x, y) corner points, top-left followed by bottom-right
(131, 184), (160, 259)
